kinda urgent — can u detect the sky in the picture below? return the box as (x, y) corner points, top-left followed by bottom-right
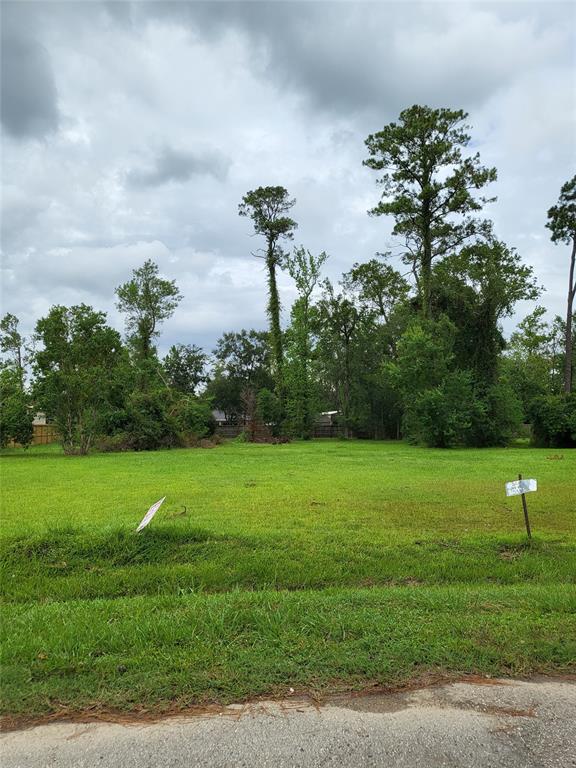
(1, 0), (575, 356)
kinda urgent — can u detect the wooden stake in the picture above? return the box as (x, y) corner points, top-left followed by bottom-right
(518, 473), (532, 539)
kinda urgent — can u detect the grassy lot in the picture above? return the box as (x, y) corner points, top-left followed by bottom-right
(1, 440), (575, 720)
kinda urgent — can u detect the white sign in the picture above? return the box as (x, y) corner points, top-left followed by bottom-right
(136, 497), (166, 532)
(505, 479), (537, 497)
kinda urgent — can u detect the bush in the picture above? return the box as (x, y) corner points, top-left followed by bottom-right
(404, 370), (474, 448)
(0, 370), (33, 448)
(173, 397), (216, 439)
(467, 379), (523, 447)
(530, 394), (576, 448)
(123, 389), (180, 451)
(256, 388), (282, 435)
(93, 433), (133, 452)
(98, 392), (217, 452)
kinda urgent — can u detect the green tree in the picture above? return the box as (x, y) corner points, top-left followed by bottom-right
(206, 330), (273, 421)
(390, 316), (455, 395)
(33, 305), (125, 455)
(364, 105), (496, 319)
(406, 370), (475, 448)
(437, 240), (540, 390)
(387, 316), (475, 447)
(238, 186), (297, 394)
(115, 260), (182, 363)
(546, 175), (576, 393)
(163, 344), (206, 395)
(530, 393), (576, 448)
(256, 387), (283, 436)
(284, 246), (328, 437)
(0, 313), (28, 391)
(343, 258), (410, 324)
(315, 283), (362, 437)
(213, 329), (272, 388)
(122, 388), (180, 451)
(313, 275), (405, 439)
(506, 307), (566, 415)
(205, 371), (243, 423)
(0, 368), (33, 448)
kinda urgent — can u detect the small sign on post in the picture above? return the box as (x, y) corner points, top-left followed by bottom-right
(505, 474), (536, 539)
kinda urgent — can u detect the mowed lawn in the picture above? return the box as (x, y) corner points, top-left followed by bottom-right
(1, 440), (575, 721)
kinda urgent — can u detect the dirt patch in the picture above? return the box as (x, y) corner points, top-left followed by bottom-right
(481, 705), (536, 718)
(2, 672), (574, 733)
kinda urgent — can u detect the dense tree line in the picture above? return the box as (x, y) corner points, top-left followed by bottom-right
(1, 106), (574, 452)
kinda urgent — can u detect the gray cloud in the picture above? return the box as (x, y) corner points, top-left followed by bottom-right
(0, 31), (59, 139)
(126, 146), (231, 188)
(0, 186), (51, 251)
(140, 1), (570, 117)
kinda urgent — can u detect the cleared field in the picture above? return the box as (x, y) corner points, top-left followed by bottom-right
(1, 440), (575, 721)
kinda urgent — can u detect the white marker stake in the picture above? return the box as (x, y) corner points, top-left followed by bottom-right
(505, 475), (537, 539)
(136, 497), (166, 532)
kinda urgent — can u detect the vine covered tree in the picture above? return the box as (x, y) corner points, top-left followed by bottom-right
(547, 175), (576, 393)
(238, 186), (297, 394)
(363, 105), (496, 319)
(438, 239), (540, 390)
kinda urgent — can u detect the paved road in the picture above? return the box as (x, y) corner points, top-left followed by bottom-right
(2, 678), (575, 767)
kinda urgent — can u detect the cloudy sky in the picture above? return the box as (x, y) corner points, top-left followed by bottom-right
(1, 0), (574, 355)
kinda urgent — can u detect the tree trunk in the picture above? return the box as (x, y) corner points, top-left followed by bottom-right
(16, 346), (24, 392)
(266, 246), (284, 392)
(421, 192), (433, 319)
(342, 340), (352, 438)
(421, 254), (432, 320)
(564, 238), (576, 394)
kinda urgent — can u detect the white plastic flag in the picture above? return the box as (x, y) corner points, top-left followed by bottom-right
(136, 497), (166, 532)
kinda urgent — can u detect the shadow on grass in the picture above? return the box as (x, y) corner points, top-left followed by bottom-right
(1, 526), (245, 567)
(0, 450), (66, 460)
(1, 527), (574, 604)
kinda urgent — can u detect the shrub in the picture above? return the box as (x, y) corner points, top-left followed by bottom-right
(467, 379), (523, 447)
(100, 392), (217, 452)
(530, 394), (576, 447)
(404, 370), (474, 448)
(256, 388), (282, 435)
(93, 433), (133, 452)
(174, 397), (216, 439)
(0, 370), (33, 448)
(123, 389), (180, 451)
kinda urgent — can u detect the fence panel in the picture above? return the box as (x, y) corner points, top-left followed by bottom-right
(32, 425), (59, 445)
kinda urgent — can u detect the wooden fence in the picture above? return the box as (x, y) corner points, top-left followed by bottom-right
(311, 424), (345, 438)
(8, 424), (60, 447)
(32, 424), (59, 445)
(215, 420), (273, 441)
(215, 422), (345, 439)
(215, 424), (246, 439)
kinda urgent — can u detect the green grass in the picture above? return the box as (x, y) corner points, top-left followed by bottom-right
(1, 440), (575, 720)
